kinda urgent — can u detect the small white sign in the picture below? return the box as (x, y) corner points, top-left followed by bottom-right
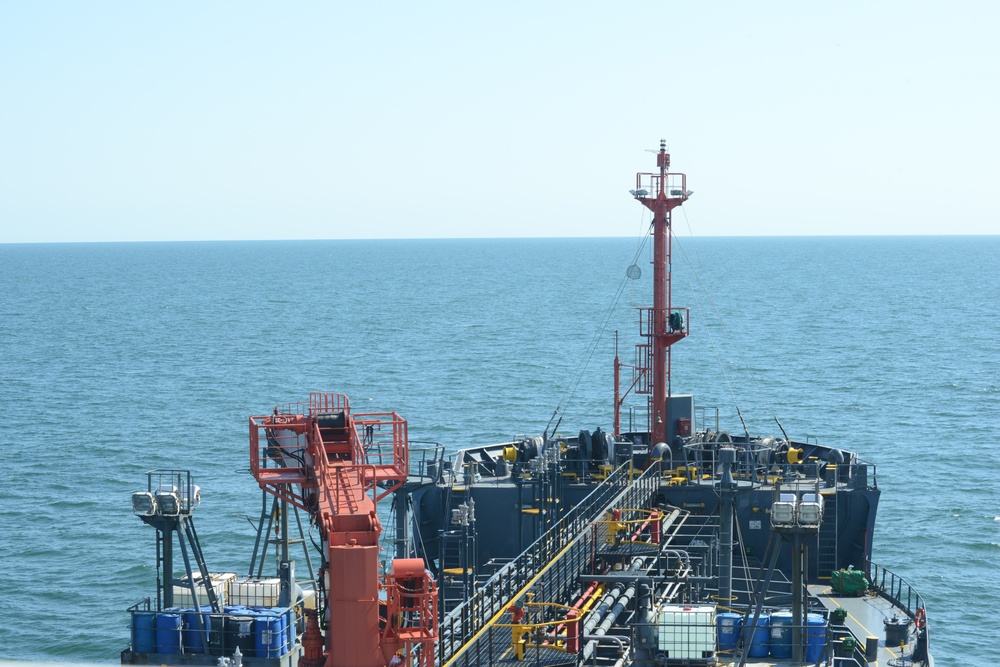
(749, 520), (762, 530)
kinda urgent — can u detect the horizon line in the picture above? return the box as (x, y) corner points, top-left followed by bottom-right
(3, 233), (998, 246)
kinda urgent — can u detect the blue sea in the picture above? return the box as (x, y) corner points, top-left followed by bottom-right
(0, 236), (997, 664)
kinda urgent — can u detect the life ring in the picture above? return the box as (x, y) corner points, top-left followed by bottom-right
(914, 607), (926, 629)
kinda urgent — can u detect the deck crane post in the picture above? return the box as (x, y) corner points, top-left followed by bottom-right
(250, 392), (438, 667)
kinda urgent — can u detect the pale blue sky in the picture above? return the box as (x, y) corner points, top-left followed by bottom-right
(1, 1), (997, 242)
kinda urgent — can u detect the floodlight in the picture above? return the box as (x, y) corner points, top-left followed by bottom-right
(156, 487), (180, 515)
(798, 501), (823, 525)
(798, 494), (824, 525)
(132, 492), (157, 516)
(181, 484), (201, 511)
(771, 501), (795, 526)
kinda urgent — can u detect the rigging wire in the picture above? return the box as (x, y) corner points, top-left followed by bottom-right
(544, 208), (653, 433)
(670, 231), (743, 418)
(379, 493), (398, 567)
(676, 205), (785, 433)
(733, 512), (756, 606)
(547, 197), (788, 436)
(409, 496), (431, 569)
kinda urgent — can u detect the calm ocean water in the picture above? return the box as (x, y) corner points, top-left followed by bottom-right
(0, 236), (997, 664)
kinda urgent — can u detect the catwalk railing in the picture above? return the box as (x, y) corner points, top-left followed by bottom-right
(867, 561), (927, 623)
(435, 461), (663, 666)
(867, 561), (932, 661)
(677, 442), (878, 492)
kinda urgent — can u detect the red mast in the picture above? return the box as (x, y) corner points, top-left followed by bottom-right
(633, 140), (689, 446)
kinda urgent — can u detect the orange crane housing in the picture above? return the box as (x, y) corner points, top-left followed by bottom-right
(249, 392), (437, 667)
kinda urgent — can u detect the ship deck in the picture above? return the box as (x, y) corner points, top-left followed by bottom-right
(808, 583), (922, 666)
(425, 456), (917, 667)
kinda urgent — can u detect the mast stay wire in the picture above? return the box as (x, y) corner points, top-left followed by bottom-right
(733, 510), (757, 607)
(544, 208), (653, 434)
(676, 206), (784, 433)
(670, 232), (743, 424)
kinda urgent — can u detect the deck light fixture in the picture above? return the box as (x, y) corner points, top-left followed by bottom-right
(798, 494), (824, 526)
(771, 493), (797, 526)
(131, 491), (157, 516)
(156, 485), (180, 515)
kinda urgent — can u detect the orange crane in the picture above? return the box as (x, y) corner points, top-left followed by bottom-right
(250, 392), (437, 667)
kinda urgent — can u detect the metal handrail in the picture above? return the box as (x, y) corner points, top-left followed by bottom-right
(435, 461), (663, 665)
(407, 445), (446, 482)
(867, 561), (926, 621)
(865, 561), (932, 662)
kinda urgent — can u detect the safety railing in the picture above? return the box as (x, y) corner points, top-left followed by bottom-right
(306, 419), (406, 520)
(633, 171), (688, 200)
(867, 563), (932, 661)
(250, 417), (308, 465)
(694, 405), (721, 435)
(408, 445), (447, 483)
(308, 391), (350, 415)
(436, 461), (663, 665)
(139, 470), (200, 515)
(249, 403), (410, 505)
(354, 411), (409, 499)
(247, 417), (311, 512)
(265, 393), (353, 418)
(867, 562), (926, 623)
(674, 443), (878, 493)
(638, 307), (691, 338)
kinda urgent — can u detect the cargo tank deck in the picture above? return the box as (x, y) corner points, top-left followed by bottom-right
(425, 455), (924, 667)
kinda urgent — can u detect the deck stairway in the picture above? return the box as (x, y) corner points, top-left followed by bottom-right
(816, 469), (840, 580)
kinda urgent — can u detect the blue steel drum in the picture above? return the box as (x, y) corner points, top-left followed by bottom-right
(132, 612), (156, 653)
(270, 609), (288, 655)
(716, 612), (743, 652)
(806, 613), (828, 662)
(747, 614), (770, 658)
(155, 612), (182, 654)
(182, 607), (212, 654)
(769, 611), (793, 658)
(273, 611), (287, 656)
(254, 612), (284, 658)
(277, 611), (289, 654)
(284, 608), (295, 654)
